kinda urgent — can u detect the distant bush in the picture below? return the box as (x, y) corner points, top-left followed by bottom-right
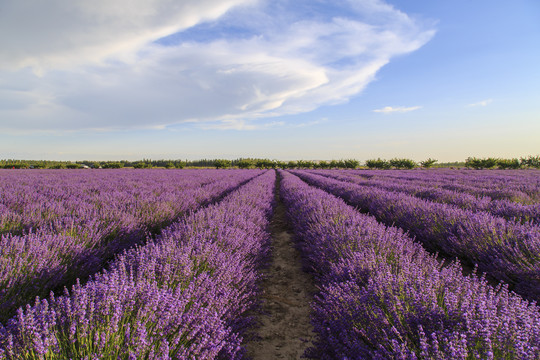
(49, 163), (66, 169)
(496, 158), (521, 170)
(237, 159), (253, 169)
(2, 163), (29, 169)
(285, 161), (298, 169)
(315, 161), (329, 169)
(214, 159), (231, 169)
(389, 158), (416, 169)
(343, 159), (359, 169)
(420, 158), (438, 168)
(65, 163), (81, 169)
(365, 158), (390, 169)
(296, 160), (314, 169)
(466, 157), (498, 169)
(254, 159), (275, 169)
(521, 155), (540, 169)
(133, 162), (152, 169)
(103, 162), (123, 169)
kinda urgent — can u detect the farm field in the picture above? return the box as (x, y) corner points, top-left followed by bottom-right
(0, 168), (539, 359)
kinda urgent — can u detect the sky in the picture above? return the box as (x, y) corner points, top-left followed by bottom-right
(0, 0), (539, 162)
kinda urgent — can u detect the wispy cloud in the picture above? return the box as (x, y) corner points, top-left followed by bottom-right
(0, 0), (254, 72)
(291, 118), (328, 128)
(468, 99), (493, 107)
(373, 106), (422, 114)
(0, 0), (435, 133)
(198, 119), (286, 131)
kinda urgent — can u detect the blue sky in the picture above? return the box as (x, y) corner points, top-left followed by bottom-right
(0, 0), (538, 162)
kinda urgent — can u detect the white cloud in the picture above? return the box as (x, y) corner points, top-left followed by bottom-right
(0, 0), (435, 133)
(468, 99), (493, 107)
(0, 0), (255, 72)
(373, 106), (422, 113)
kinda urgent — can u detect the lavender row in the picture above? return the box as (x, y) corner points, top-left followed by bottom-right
(293, 170), (540, 301)
(355, 168), (540, 189)
(351, 169), (540, 203)
(310, 170), (540, 224)
(0, 170), (275, 359)
(0, 169), (246, 236)
(280, 170), (540, 359)
(0, 170), (261, 323)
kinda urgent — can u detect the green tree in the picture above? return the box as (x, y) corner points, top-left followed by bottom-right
(465, 157), (498, 169)
(329, 160), (340, 169)
(286, 161), (298, 169)
(389, 158), (416, 169)
(420, 158), (438, 168)
(497, 158), (521, 169)
(521, 155), (540, 169)
(49, 163), (66, 169)
(175, 161), (186, 169)
(365, 158), (390, 169)
(343, 159), (359, 169)
(214, 159), (231, 169)
(102, 162), (123, 169)
(237, 159), (253, 169)
(296, 160), (314, 169)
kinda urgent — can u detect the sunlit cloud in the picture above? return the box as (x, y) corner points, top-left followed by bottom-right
(0, 0), (435, 133)
(373, 105), (422, 113)
(468, 99), (493, 107)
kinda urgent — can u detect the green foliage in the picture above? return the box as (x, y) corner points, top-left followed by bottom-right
(5, 156), (535, 171)
(237, 159), (254, 169)
(420, 158), (438, 168)
(105, 162), (123, 169)
(133, 162), (152, 169)
(465, 157), (498, 169)
(1, 162), (29, 169)
(365, 158), (391, 169)
(343, 159), (359, 169)
(213, 159), (231, 169)
(328, 160), (340, 169)
(285, 161), (298, 169)
(314, 161), (328, 169)
(521, 155), (540, 169)
(253, 159), (275, 169)
(49, 163), (67, 169)
(496, 158), (521, 170)
(296, 160), (314, 169)
(389, 158), (416, 169)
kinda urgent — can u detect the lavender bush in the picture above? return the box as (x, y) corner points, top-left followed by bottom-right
(280, 170), (540, 359)
(349, 169), (540, 203)
(0, 170), (275, 359)
(293, 170), (540, 301)
(0, 169), (260, 323)
(310, 169), (540, 224)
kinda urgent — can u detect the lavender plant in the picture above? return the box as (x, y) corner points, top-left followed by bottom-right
(0, 169), (261, 323)
(348, 169), (540, 203)
(293, 170), (540, 301)
(309, 169), (540, 224)
(0, 170), (275, 359)
(280, 170), (540, 359)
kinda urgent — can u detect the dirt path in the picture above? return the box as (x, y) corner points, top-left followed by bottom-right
(245, 174), (316, 359)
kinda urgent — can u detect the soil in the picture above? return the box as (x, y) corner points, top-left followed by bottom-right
(245, 174), (316, 359)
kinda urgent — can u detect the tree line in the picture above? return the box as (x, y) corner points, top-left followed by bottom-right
(1, 156), (539, 170)
(464, 156), (540, 170)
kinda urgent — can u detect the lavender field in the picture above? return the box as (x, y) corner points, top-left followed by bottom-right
(1, 168), (539, 359)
